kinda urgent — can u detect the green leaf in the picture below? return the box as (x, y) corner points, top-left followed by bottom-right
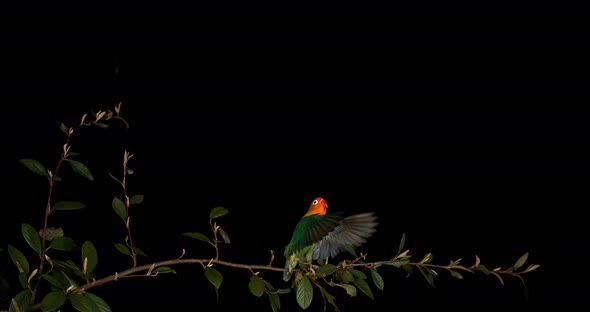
(209, 206), (229, 219)
(345, 244), (357, 257)
(22, 223), (42, 255)
(349, 269), (367, 279)
(402, 264), (413, 277)
(336, 269), (354, 283)
(516, 274), (529, 299)
(263, 281), (280, 310)
(296, 276), (313, 310)
(283, 270), (293, 283)
(81, 241), (98, 274)
(85, 292), (112, 312)
(7, 244), (30, 274)
(133, 246), (147, 257)
(129, 195), (144, 205)
(385, 258), (410, 268)
(491, 271), (505, 286)
(153, 266), (176, 275)
(268, 292), (281, 312)
(397, 232), (406, 255)
(477, 264), (490, 274)
(332, 282), (357, 297)
(263, 280), (276, 293)
(218, 227), (231, 244)
(182, 232), (212, 244)
(49, 237), (79, 252)
(9, 289), (31, 312)
(67, 159), (94, 182)
(418, 266), (436, 288)
(112, 197), (127, 221)
(18, 272), (28, 289)
(42, 273), (70, 290)
(59, 122), (69, 134)
(204, 267), (223, 290)
(61, 260), (93, 280)
(41, 290), (66, 312)
(115, 243), (131, 257)
(19, 158), (49, 178)
(70, 292), (111, 312)
(52, 259), (82, 272)
(319, 286), (338, 311)
(54, 201), (86, 211)
(70, 293), (94, 312)
(369, 268), (384, 290)
(51, 260), (91, 280)
(450, 270), (464, 279)
(248, 275), (265, 297)
(514, 252), (528, 270)
(316, 264), (337, 277)
(353, 277), (374, 301)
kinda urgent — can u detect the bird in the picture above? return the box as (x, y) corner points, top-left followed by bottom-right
(283, 197), (378, 282)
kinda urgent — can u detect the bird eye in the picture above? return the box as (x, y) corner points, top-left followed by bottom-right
(312, 199), (319, 205)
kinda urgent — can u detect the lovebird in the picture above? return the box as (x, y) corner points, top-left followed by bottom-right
(283, 197), (378, 282)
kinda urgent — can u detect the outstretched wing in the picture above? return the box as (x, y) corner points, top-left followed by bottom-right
(312, 212), (378, 260)
(284, 213), (344, 257)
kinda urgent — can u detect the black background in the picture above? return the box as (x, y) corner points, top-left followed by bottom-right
(1, 11), (590, 311)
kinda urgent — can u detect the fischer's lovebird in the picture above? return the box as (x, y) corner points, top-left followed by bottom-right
(283, 197), (378, 282)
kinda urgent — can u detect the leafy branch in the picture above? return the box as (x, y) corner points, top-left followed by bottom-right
(13, 104), (127, 309)
(109, 149), (147, 268)
(3, 104), (540, 312)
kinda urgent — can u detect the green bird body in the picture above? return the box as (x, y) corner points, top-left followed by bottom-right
(283, 197), (378, 282)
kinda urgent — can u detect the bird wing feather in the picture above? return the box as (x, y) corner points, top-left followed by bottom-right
(284, 213), (344, 256)
(312, 212), (378, 260)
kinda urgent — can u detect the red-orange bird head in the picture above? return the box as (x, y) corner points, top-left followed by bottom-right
(303, 197), (328, 217)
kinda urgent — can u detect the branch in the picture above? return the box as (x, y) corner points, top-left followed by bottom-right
(68, 257), (285, 294)
(10, 104), (540, 312)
